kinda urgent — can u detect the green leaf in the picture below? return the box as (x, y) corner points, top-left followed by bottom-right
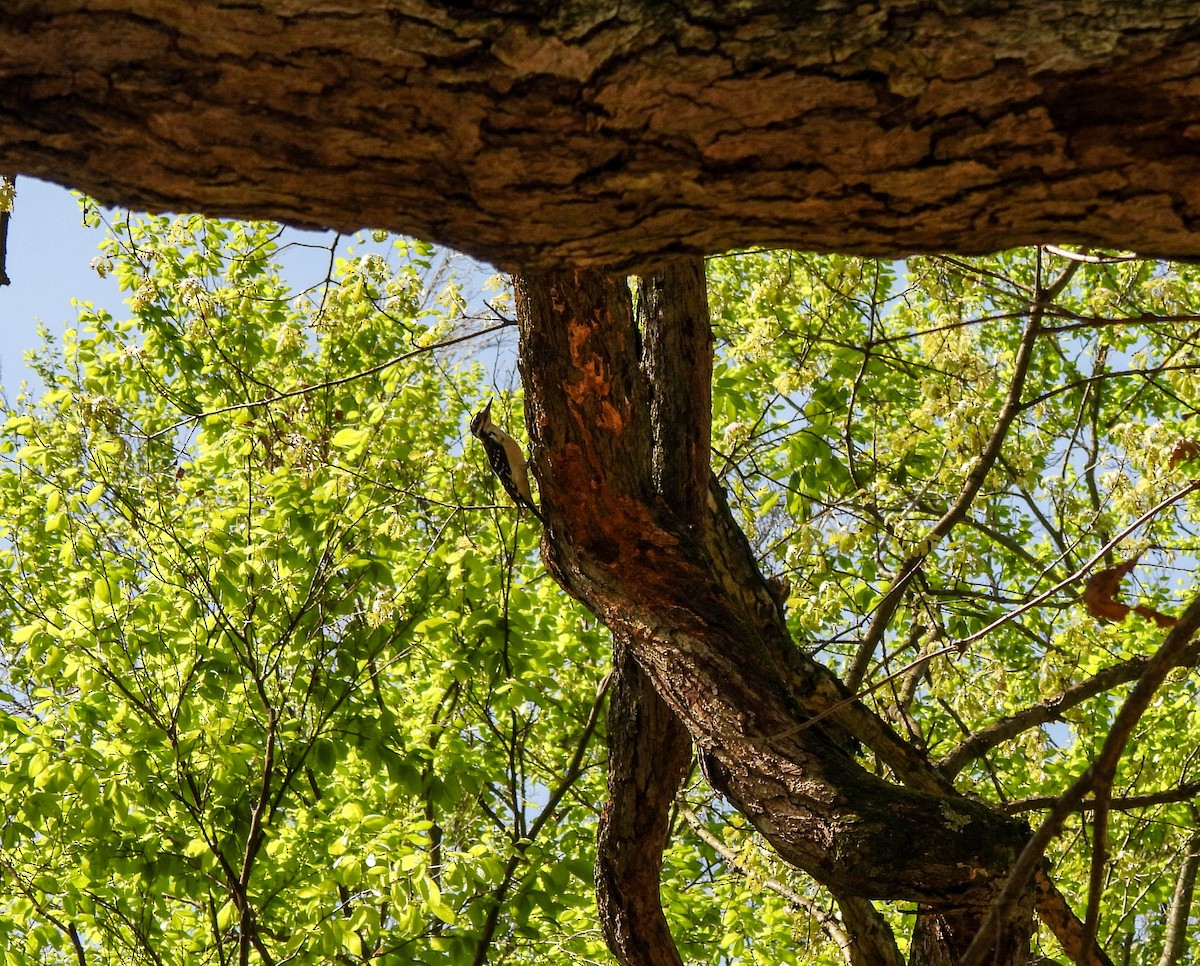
(417, 874), (456, 926)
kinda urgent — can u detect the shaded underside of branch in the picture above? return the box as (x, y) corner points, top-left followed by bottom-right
(8, 5), (1200, 269)
(1034, 870), (1115, 966)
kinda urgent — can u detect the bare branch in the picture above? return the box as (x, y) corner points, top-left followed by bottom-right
(953, 482), (1200, 651)
(846, 311), (1042, 691)
(1007, 781), (1200, 814)
(960, 591), (1200, 966)
(940, 640), (1200, 777)
(1034, 870), (1115, 966)
(1078, 786), (1111, 962)
(1042, 246), (1138, 264)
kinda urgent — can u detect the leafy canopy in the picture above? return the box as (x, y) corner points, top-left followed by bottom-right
(0, 214), (611, 965)
(0, 214), (1199, 964)
(708, 249), (1200, 959)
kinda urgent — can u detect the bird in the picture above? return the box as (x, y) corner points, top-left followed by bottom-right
(469, 400), (545, 523)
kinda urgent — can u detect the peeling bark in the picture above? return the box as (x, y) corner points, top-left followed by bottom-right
(7, 4), (1200, 270)
(515, 266), (1038, 962)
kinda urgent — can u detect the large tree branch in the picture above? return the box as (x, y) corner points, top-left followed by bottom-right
(8, 5), (1200, 270)
(1033, 871), (1114, 966)
(833, 896), (906, 966)
(638, 257), (713, 526)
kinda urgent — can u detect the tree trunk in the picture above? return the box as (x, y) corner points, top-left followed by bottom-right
(1157, 831), (1200, 966)
(595, 638), (691, 966)
(514, 264), (1043, 963)
(593, 260), (703, 966)
(6, 3), (1200, 270)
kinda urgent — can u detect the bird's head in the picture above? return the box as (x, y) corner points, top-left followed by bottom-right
(470, 399), (493, 437)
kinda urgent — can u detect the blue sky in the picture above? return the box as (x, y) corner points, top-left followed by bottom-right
(0, 177), (426, 398)
(0, 176), (516, 426)
(0, 177), (119, 393)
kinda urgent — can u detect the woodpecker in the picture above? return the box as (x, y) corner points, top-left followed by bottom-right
(470, 400), (545, 523)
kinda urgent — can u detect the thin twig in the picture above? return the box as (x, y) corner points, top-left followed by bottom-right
(1006, 780), (1200, 814)
(139, 319), (513, 441)
(769, 479), (1200, 744)
(847, 309), (1043, 690)
(470, 672), (610, 966)
(940, 637), (1200, 777)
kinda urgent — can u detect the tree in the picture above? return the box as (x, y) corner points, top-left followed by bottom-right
(5, 4), (1200, 269)
(0, 215), (619, 965)
(7, 5), (1200, 964)
(527, 249), (1200, 965)
(3, 211), (1200, 965)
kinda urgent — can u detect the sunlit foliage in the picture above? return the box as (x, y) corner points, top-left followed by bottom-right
(0, 214), (614, 965)
(708, 248), (1200, 960)
(1, 215), (1199, 964)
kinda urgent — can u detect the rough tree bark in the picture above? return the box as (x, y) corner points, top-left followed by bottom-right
(595, 639), (691, 966)
(593, 259), (708, 966)
(514, 263), (1071, 964)
(6, 2), (1200, 270)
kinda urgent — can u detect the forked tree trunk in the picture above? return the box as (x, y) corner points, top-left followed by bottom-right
(515, 262), (1044, 964)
